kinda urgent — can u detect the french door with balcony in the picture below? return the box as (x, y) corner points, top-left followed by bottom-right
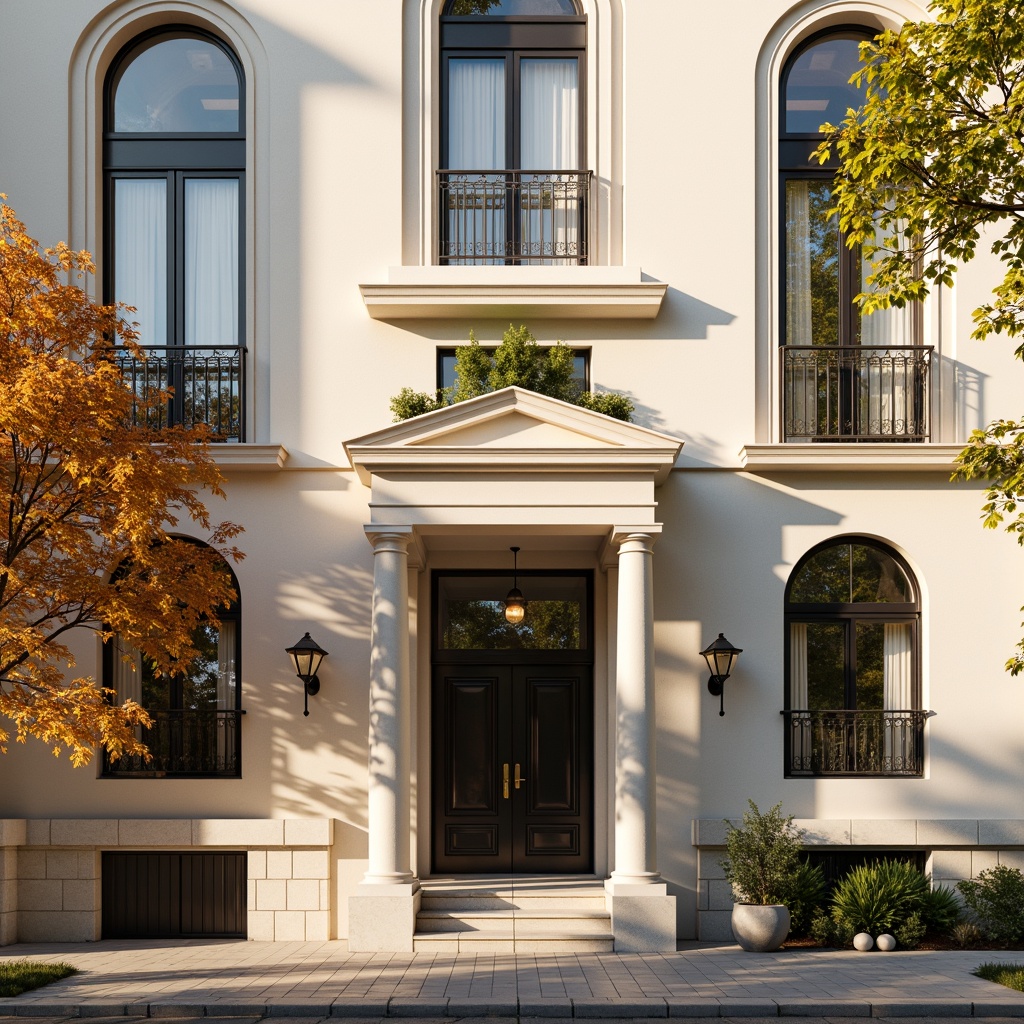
(440, 9), (587, 263)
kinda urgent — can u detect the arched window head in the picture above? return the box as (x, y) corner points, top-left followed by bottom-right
(109, 31), (242, 134)
(782, 30), (872, 137)
(783, 537), (924, 777)
(444, 0), (579, 14)
(787, 540), (915, 605)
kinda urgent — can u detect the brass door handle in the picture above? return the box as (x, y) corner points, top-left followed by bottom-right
(503, 762), (510, 799)
(515, 763), (526, 789)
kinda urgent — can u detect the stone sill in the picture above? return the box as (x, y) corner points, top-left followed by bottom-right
(739, 443), (964, 472)
(359, 266), (667, 320)
(693, 818), (1024, 848)
(1, 818), (334, 848)
(207, 444), (289, 471)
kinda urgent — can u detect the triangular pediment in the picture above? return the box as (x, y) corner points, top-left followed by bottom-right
(344, 387), (683, 484)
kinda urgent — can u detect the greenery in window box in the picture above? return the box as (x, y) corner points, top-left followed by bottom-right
(722, 801), (805, 906)
(389, 324), (634, 423)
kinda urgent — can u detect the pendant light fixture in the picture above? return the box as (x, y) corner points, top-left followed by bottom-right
(504, 545), (526, 624)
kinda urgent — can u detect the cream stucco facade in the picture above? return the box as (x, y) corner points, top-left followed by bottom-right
(1, 0), (1022, 951)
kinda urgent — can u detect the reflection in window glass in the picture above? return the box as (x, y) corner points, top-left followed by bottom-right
(784, 35), (868, 134)
(785, 180), (848, 346)
(438, 348), (588, 392)
(113, 36), (240, 133)
(789, 542), (913, 604)
(438, 574), (587, 650)
(804, 622), (845, 709)
(445, 0), (578, 14)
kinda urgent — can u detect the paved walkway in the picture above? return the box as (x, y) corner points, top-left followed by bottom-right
(1, 940), (1024, 1018)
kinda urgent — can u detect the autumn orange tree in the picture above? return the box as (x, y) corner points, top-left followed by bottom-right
(0, 197), (242, 765)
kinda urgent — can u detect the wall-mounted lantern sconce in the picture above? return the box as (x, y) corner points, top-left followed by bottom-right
(700, 632), (742, 717)
(286, 632), (328, 717)
(504, 545), (526, 625)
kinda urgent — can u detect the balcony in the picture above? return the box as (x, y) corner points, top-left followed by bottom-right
(102, 709), (242, 777)
(782, 345), (933, 442)
(438, 169), (590, 265)
(114, 345), (246, 442)
(781, 709), (929, 777)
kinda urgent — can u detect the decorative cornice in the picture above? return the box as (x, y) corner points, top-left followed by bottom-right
(207, 444), (289, 471)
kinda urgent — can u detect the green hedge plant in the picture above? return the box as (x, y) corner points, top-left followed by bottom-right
(722, 801), (804, 906)
(957, 865), (1024, 943)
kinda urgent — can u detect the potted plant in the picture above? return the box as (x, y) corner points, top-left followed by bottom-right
(722, 800), (804, 951)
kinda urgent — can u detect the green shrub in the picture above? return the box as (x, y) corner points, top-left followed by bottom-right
(957, 865), (1024, 943)
(809, 910), (854, 947)
(894, 910), (926, 949)
(722, 800), (804, 905)
(830, 860), (929, 935)
(785, 861), (829, 935)
(920, 884), (962, 933)
(952, 921), (983, 948)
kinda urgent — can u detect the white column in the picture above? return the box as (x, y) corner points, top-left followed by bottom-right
(610, 531), (661, 886)
(364, 529), (414, 886)
(604, 529), (676, 951)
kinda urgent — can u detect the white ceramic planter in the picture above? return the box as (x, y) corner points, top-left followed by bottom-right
(731, 903), (791, 952)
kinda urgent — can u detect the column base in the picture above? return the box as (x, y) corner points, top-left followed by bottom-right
(605, 882), (677, 952)
(348, 882), (421, 952)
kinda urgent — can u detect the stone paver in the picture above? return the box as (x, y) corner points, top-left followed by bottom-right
(0, 941), (1022, 1016)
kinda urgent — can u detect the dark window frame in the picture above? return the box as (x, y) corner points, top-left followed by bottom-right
(103, 27), (246, 353)
(778, 26), (875, 349)
(436, 346), (590, 393)
(101, 539), (243, 778)
(782, 536), (925, 778)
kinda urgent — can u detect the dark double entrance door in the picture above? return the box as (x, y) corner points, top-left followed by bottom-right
(432, 663), (593, 874)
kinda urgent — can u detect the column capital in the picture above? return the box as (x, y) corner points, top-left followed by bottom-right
(364, 525), (424, 568)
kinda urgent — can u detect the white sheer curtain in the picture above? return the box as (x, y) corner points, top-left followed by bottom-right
(184, 179), (239, 347)
(861, 227), (917, 436)
(883, 622), (914, 768)
(110, 635), (143, 705)
(217, 621), (237, 710)
(521, 58), (579, 263)
(789, 623), (811, 767)
(114, 178), (167, 346)
(448, 58), (505, 263)
(785, 182), (813, 347)
(883, 623), (913, 709)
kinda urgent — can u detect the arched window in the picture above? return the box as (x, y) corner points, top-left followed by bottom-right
(783, 537), (926, 777)
(439, 0), (588, 264)
(102, 544), (242, 778)
(779, 29), (927, 442)
(104, 28), (246, 440)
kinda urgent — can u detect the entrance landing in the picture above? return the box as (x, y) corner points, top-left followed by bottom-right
(414, 875), (612, 952)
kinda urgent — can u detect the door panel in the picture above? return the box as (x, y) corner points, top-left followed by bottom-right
(432, 663), (591, 874)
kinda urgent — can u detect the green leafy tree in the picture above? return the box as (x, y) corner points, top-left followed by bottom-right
(815, 0), (1024, 672)
(389, 323), (634, 422)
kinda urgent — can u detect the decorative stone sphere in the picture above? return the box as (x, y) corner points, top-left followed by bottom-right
(876, 933), (896, 952)
(853, 931), (875, 951)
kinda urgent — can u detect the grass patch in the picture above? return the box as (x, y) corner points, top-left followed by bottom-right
(0, 960), (79, 997)
(974, 961), (1024, 992)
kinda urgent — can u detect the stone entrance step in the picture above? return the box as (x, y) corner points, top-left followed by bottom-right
(414, 876), (613, 952)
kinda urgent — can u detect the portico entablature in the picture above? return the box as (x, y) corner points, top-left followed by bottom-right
(343, 387), (682, 536)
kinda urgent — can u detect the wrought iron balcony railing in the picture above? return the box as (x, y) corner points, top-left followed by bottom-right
(438, 169), (591, 264)
(781, 709), (929, 777)
(102, 709), (242, 777)
(114, 345), (246, 442)
(782, 345), (933, 442)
